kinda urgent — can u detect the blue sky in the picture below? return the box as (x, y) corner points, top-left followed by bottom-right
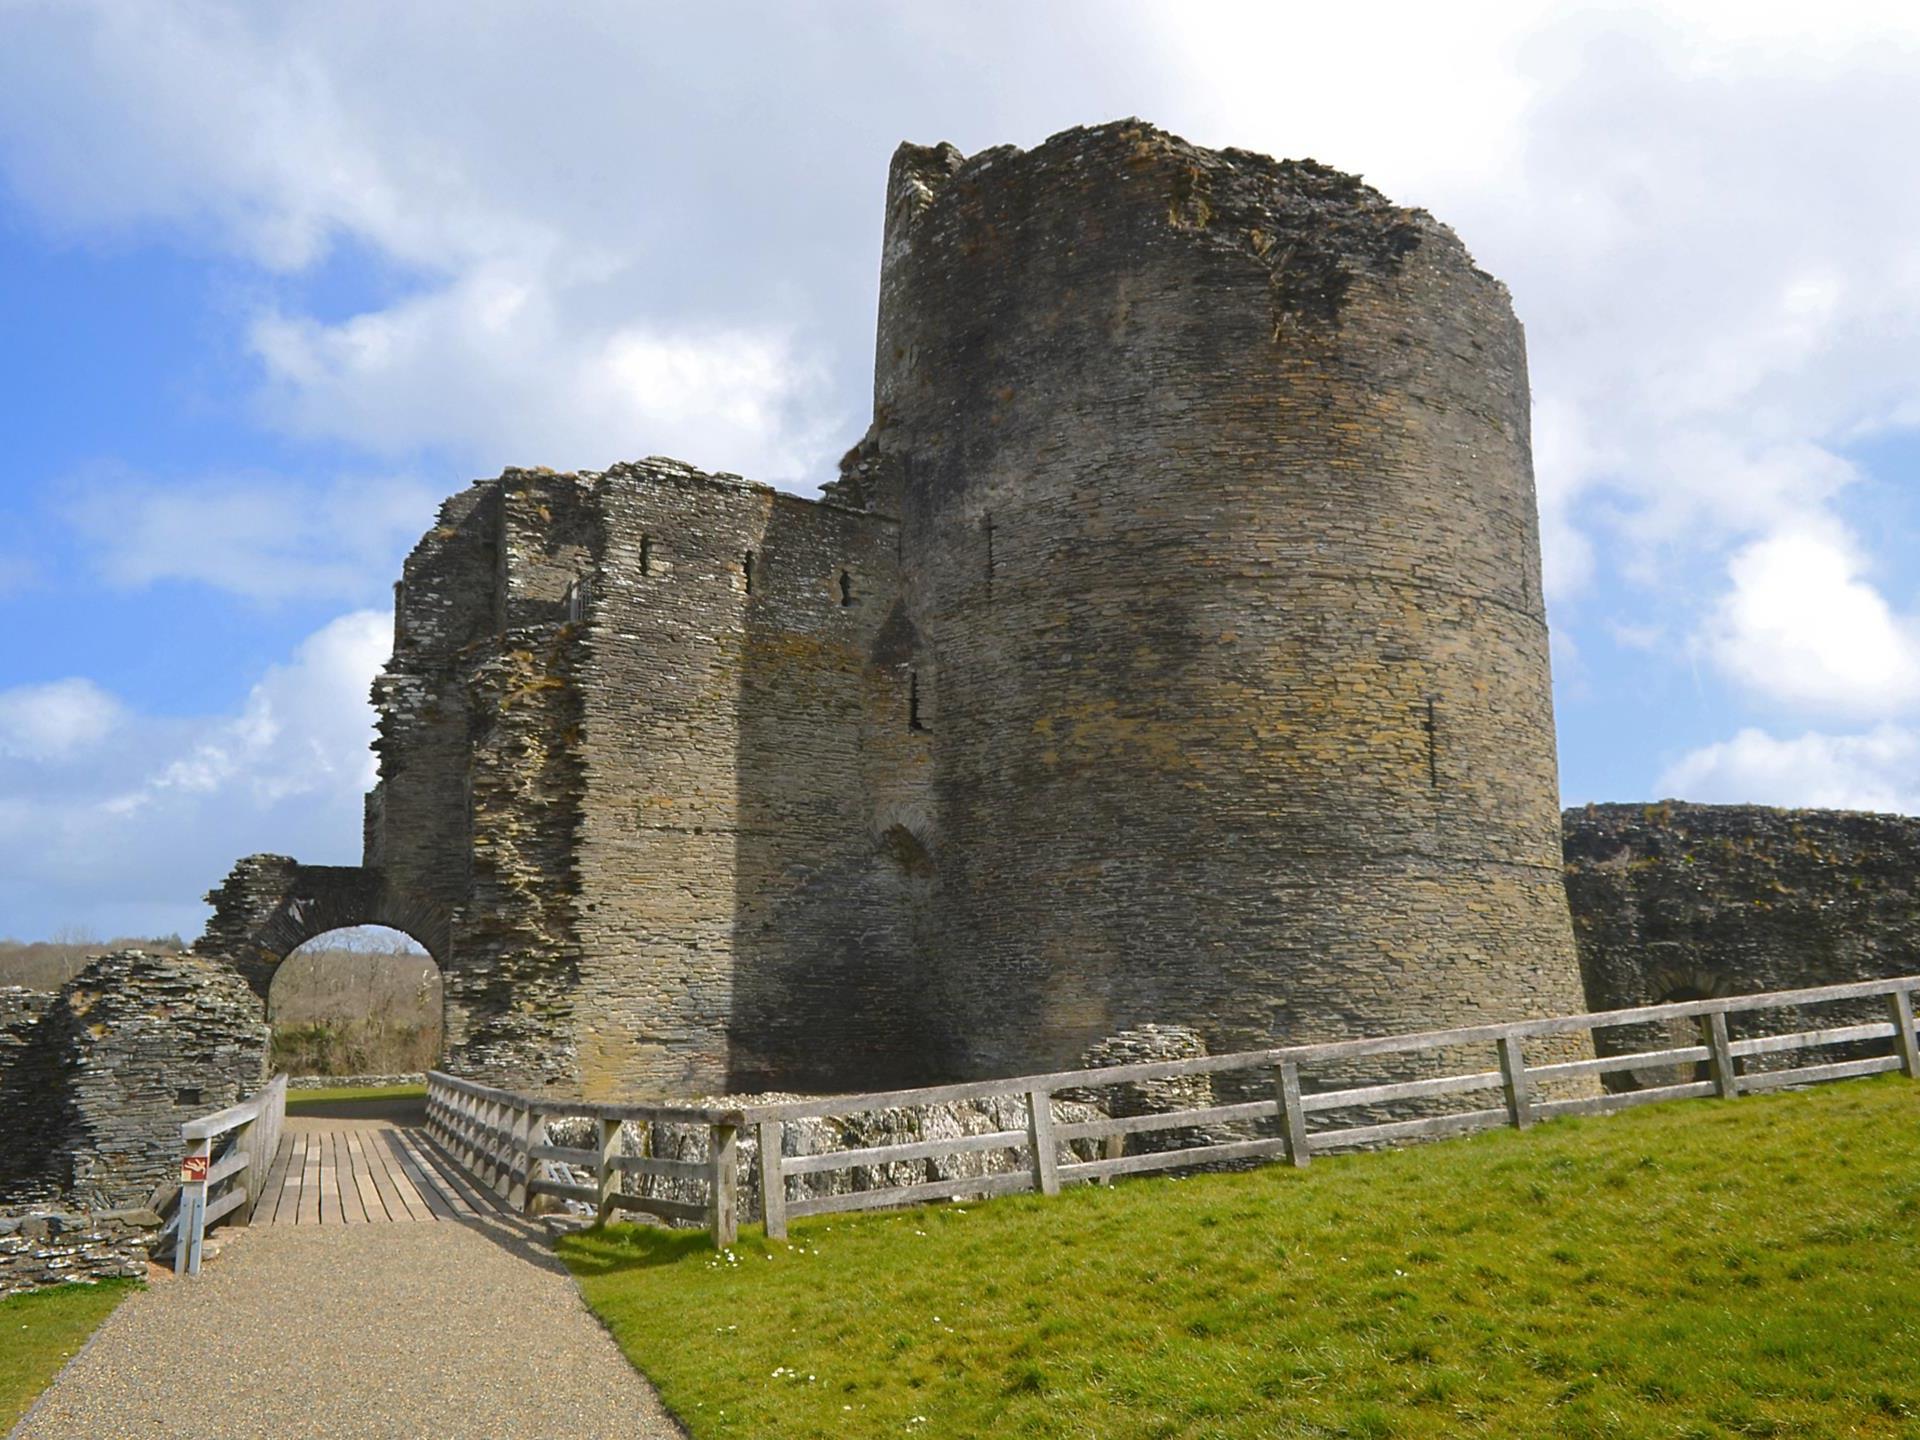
(3, 1), (1919, 941)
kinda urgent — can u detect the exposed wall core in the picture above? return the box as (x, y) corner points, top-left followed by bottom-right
(194, 121), (1590, 1099)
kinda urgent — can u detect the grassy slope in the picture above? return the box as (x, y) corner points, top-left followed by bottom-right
(561, 1077), (1920, 1440)
(0, 1280), (138, 1429)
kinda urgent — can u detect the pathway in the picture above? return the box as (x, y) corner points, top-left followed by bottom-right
(13, 1120), (685, 1439)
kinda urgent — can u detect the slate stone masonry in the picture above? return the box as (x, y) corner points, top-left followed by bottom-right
(192, 120), (1595, 1101)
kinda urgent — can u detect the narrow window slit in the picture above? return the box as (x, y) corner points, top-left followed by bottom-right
(743, 550), (755, 595)
(1423, 697), (1439, 789)
(984, 512), (995, 595)
(840, 570), (853, 606)
(640, 534), (652, 576)
(909, 672), (927, 732)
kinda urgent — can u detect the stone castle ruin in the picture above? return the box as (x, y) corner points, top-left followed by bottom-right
(197, 120), (1593, 1101)
(11, 122), (1920, 1232)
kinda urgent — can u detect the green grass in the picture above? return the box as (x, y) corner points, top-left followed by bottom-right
(560, 1077), (1920, 1439)
(285, 1082), (427, 1107)
(0, 1279), (139, 1429)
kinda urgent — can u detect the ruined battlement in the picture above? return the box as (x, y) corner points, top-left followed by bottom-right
(198, 122), (1591, 1100)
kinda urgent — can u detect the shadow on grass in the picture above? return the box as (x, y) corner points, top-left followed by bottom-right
(558, 1222), (731, 1276)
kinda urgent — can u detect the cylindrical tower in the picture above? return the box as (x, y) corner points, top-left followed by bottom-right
(870, 121), (1588, 1076)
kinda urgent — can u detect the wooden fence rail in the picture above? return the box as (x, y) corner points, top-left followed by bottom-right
(167, 1072), (287, 1276)
(427, 974), (1920, 1249)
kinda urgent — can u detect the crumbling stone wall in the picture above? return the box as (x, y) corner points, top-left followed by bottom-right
(859, 121), (1588, 1078)
(1, 1206), (159, 1296)
(197, 120), (1594, 1101)
(0, 952), (267, 1209)
(1565, 803), (1920, 1076)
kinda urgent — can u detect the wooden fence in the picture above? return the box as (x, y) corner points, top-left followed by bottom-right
(427, 974), (1920, 1250)
(166, 1072), (288, 1275)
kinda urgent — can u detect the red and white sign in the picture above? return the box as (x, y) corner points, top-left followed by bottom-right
(180, 1155), (209, 1184)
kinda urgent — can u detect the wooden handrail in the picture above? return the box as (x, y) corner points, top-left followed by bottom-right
(423, 972), (1920, 1249)
(175, 1072), (287, 1276)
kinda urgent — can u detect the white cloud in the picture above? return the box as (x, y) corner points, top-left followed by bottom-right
(65, 468), (439, 602)
(250, 269), (833, 481)
(1703, 525), (1920, 716)
(1660, 725), (1920, 814)
(0, 679), (123, 761)
(0, 612), (388, 937)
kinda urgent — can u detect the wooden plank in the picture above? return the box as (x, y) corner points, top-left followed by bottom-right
(1057, 1102), (1274, 1143)
(181, 1096), (264, 1140)
(709, 1123), (739, 1248)
(1534, 1080), (1718, 1120)
(781, 1128), (1029, 1176)
(1528, 1044), (1710, 1083)
(529, 1143), (600, 1167)
(256, 1135), (296, 1227)
(758, 1119), (787, 1241)
(1063, 1133), (1294, 1184)
(1498, 1035), (1533, 1130)
(407, 1129), (499, 1215)
(345, 1134), (389, 1222)
(377, 1130), (457, 1220)
(1736, 1055), (1903, 1091)
(1729, 1021), (1894, 1059)
(333, 1133), (368, 1225)
(1891, 991), (1920, 1079)
(1276, 1060), (1309, 1168)
(1026, 1089), (1060, 1198)
(354, 1128), (415, 1222)
(611, 1152), (710, 1182)
(1313, 1107), (1509, 1152)
(391, 1129), (480, 1218)
(272, 1133), (307, 1226)
(597, 1118), (622, 1225)
(607, 1192), (711, 1225)
(1703, 1013), (1738, 1099)
(364, 1128), (431, 1221)
(202, 1187), (248, 1227)
(1300, 1070), (1502, 1114)
(786, 1167), (1034, 1220)
(530, 1178), (600, 1204)
(207, 1147), (250, 1187)
(297, 1132), (322, 1226)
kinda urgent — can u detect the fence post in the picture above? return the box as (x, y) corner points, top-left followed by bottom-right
(1889, 990), (1920, 1079)
(1497, 1034), (1534, 1130)
(708, 1122), (739, 1248)
(1275, 1060), (1310, 1168)
(510, 1106), (544, 1212)
(1100, 1133), (1124, 1185)
(596, 1118), (621, 1226)
(1702, 1012), (1739, 1098)
(1026, 1088), (1060, 1197)
(176, 1133), (210, 1277)
(757, 1119), (787, 1240)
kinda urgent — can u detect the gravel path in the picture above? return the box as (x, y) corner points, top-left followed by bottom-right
(13, 1208), (686, 1438)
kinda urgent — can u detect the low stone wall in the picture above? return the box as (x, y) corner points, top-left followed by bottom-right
(0, 1206), (159, 1297)
(287, 1072), (425, 1090)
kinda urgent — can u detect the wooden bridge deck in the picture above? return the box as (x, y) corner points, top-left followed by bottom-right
(255, 1122), (505, 1225)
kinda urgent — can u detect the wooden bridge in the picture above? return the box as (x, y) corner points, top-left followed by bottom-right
(251, 1119), (502, 1227)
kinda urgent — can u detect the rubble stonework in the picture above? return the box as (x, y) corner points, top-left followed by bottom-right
(196, 120), (1593, 1099)
(1564, 802), (1920, 1076)
(0, 1207), (159, 1297)
(0, 952), (267, 1209)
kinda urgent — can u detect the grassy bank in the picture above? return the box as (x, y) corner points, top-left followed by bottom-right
(0, 1280), (138, 1428)
(561, 1076), (1920, 1439)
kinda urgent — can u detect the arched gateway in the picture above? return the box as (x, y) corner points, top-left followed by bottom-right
(195, 855), (449, 1004)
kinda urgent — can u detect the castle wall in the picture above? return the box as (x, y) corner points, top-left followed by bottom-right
(1566, 802), (1920, 1008)
(569, 462), (931, 1098)
(871, 123), (1588, 1076)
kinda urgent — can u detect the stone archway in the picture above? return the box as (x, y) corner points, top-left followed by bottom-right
(194, 854), (450, 1005)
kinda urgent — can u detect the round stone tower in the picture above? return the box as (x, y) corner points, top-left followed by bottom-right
(867, 121), (1588, 1076)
